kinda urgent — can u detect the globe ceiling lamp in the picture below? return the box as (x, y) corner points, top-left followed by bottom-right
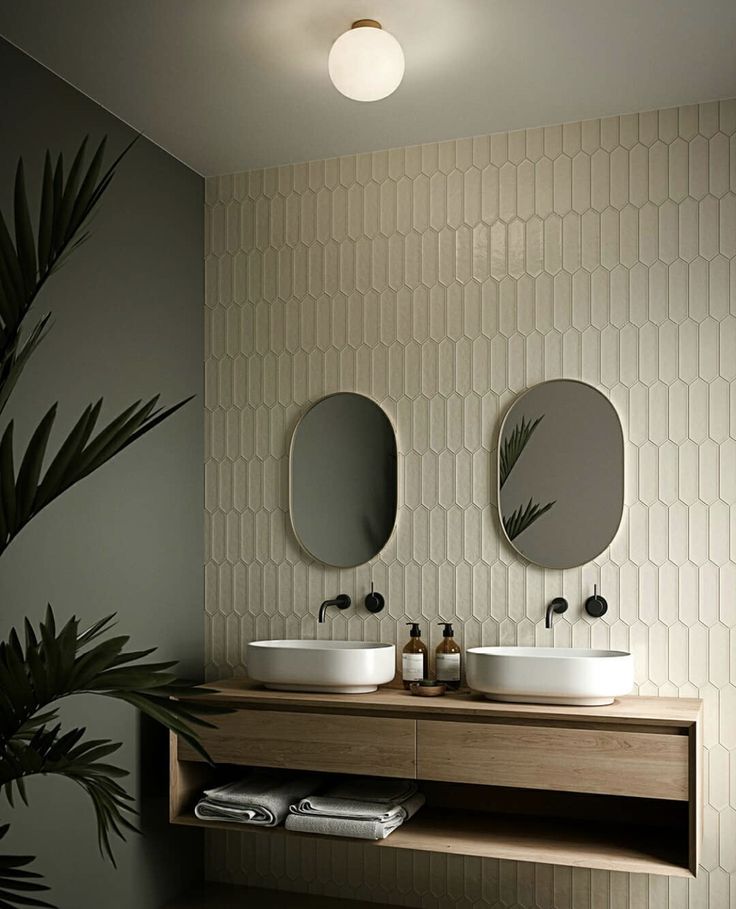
(328, 19), (405, 102)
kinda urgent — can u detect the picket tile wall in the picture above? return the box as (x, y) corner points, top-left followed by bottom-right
(204, 99), (736, 907)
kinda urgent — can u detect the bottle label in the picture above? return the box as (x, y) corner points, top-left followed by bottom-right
(436, 652), (461, 682)
(402, 653), (424, 681)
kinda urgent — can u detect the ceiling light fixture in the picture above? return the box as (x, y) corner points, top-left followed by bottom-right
(328, 19), (405, 102)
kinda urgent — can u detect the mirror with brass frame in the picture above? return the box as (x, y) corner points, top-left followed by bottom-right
(498, 379), (624, 569)
(290, 393), (397, 568)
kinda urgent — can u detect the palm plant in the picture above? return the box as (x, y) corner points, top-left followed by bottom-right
(0, 136), (224, 908)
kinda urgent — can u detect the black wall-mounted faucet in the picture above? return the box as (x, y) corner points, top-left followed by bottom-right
(545, 597), (568, 628)
(318, 594), (351, 623)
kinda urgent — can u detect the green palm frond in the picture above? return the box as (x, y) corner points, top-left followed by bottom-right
(503, 497), (556, 541)
(0, 824), (54, 909)
(0, 606), (230, 879)
(2, 729), (135, 866)
(0, 136), (138, 416)
(0, 316), (51, 418)
(0, 393), (194, 555)
(0, 134), (197, 557)
(0, 607), (223, 762)
(499, 414), (544, 488)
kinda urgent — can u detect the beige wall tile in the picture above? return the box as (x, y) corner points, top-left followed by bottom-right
(205, 100), (736, 906)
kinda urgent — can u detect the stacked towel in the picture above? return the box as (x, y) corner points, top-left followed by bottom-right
(194, 769), (323, 827)
(286, 776), (425, 840)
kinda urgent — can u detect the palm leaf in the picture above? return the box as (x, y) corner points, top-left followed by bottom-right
(0, 317), (51, 418)
(109, 691), (216, 763)
(0, 210), (25, 311)
(503, 497), (556, 541)
(0, 824), (54, 909)
(0, 395), (193, 555)
(55, 137), (89, 246)
(14, 406), (56, 527)
(33, 401), (101, 505)
(0, 135), (139, 412)
(74, 614), (116, 647)
(13, 162), (37, 297)
(68, 138), (107, 238)
(36, 153), (54, 278)
(499, 414), (544, 488)
(49, 153), (63, 267)
(0, 607), (231, 868)
(0, 731), (137, 867)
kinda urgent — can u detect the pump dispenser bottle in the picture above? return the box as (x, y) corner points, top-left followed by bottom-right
(435, 622), (461, 689)
(402, 623), (428, 689)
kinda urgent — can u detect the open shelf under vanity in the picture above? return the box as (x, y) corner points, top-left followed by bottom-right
(170, 681), (702, 878)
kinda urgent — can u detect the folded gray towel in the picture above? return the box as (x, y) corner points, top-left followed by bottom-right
(285, 792), (425, 840)
(293, 795), (409, 822)
(194, 770), (322, 827)
(293, 776), (418, 822)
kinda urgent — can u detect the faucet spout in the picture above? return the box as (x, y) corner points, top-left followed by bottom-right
(319, 594), (351, 623)
(545, 597), (568, 629)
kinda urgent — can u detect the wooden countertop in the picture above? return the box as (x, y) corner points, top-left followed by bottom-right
(200, 679), (702, 728)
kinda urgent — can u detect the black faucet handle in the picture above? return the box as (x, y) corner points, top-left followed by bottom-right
(364, 582), (384, 614)
(585, 585), (608, 618)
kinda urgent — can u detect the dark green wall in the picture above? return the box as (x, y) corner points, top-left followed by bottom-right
(0, 37), (204, 907)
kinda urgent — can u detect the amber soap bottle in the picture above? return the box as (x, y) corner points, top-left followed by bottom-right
(402, 622), (428, 689)
(435, 622), (461, 689)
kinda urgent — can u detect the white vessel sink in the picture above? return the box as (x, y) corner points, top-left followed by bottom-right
(466, 646), (634, 706)
(246, 640), (396, 694)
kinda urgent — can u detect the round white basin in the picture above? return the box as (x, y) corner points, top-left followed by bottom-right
(246, 640), (396, 694)
(466, 646), (634, 706)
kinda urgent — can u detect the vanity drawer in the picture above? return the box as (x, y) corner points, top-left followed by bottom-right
(417, 720), (689, 800)
(177, 709), (417, 778)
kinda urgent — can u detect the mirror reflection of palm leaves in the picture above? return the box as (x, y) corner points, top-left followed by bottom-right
(500, 414), (556, 541)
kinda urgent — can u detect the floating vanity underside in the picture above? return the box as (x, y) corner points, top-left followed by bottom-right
(170, 682), (702, 878)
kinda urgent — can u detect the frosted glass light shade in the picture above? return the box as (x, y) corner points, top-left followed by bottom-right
(328, 23), (404, 102)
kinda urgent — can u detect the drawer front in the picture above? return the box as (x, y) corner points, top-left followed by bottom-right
(417, 721), (689, 800)
(178, 709), (416, 778)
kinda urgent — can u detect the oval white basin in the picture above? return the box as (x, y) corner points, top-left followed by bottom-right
(466, 646), (634, 706)
(246, 640), (396, 694)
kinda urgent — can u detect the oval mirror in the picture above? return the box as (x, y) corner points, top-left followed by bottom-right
(290, 393), (397, 568)
(498, 380), (624, 569)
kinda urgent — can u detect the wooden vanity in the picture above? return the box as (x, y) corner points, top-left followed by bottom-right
(170, 681), (702, 878)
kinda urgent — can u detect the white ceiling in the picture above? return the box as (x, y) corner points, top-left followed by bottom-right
(1, 0), (735, 177)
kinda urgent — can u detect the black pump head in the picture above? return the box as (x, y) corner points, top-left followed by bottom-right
(406, 622), (421, 637)
(438, 622), (455, 637)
